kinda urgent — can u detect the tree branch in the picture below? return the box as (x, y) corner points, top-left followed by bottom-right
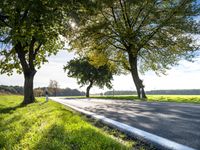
(132, 2), (146, 27)
(15, 42), (29, 72)
(29, 37), (36, 70)
(0, 13), (11, 27)
(33, 43), (42, 59)
(107, 40), (126, 51)
(138, 0), (189, 51)
(134, 1), (156, 34)
(111, 7), (117, 24)
(119, 0), (128, 27)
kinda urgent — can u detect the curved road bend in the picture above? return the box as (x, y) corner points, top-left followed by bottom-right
(51, 98), (200, 149)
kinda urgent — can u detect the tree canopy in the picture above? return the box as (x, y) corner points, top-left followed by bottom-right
(68, 0), (200, 99)
(0, 0), (67, 74)
(0, 0), (75, 104)
(64, 57), (114, 97)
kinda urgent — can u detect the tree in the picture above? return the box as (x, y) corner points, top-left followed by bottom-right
(48, 80), (59, 96)
(33, 88), (43, 97)
(64, 58), (114, 97)
(69, 0), (200, 99)
(0, 0), (75, 104)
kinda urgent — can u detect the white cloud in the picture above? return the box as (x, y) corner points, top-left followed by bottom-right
(141, 58), (200, 90)
(0, 73), (24, 86)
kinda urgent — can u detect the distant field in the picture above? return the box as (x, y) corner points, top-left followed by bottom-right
(90, 95), (200, 104)
(0, 95), (133, 150)
(148, 95), (200, 103)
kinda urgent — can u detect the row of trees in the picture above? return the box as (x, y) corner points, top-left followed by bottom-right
(105, 90), (137, 95)
(0, 85), (23, 94)
(0, 84), (85, 96)
(2, 84), (199, 96)
(34, 87), (85, 97)
(104, 90), (200, 95)
(148, 90), (200, 95)
(0, 0), (199, 104)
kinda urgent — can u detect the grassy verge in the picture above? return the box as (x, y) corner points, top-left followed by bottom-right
(0, 95), (134, 150)
(147, 95), (200, 103)
(90, 95), (200, 104)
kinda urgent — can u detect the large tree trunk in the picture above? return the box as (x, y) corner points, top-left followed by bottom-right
(15, 39), (41, 105)
(22, 70), (36, 104)
(128, 52), (147, 99)
(86, 81), (93, 98)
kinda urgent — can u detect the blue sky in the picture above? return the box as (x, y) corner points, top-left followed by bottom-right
(0, 49), (200, 93)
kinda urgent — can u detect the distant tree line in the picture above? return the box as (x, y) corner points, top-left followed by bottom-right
(34, 87), (85, 97)
(0, 85), (85, 96)
(0, 85), (24, 94)
(104, 90), (137, 95)
(105, 90), (200, 95)
(147, 90), (200, 95)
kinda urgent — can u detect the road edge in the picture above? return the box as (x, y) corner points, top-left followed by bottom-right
(50, 97), (196, 150)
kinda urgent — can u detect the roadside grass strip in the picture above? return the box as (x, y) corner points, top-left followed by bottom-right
(0, 95), (133, 150)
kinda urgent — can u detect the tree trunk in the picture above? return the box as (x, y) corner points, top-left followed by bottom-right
(128, 52), (147, 99)
(22, 70), (36, 104)
(86, 81), (93, 98)
(15, 40), (40, 105)
(54, 88), (57, 96)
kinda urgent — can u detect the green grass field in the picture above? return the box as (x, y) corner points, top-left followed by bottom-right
(91, 95), (200, 104)
(0, 95), (134, 150)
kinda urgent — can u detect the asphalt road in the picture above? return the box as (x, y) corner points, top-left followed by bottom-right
(51, 98), (200, 149)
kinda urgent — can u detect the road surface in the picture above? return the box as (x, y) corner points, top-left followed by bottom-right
(51, 98), (200, 149)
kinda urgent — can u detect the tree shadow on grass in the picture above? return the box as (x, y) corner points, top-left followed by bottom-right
(39, 101), (48, 105)
(0, 115), (22, 147)
(0, 104), (24, 114)
(34, 123), (127, 150)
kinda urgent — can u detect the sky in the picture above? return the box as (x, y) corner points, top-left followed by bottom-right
(0, 1), (200, 94)
(0, 49), (200, 94)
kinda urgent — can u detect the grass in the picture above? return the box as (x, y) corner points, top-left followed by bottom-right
(0, 95), (135, 150)
(147, 95), (200, 103)
(90, 95), (200, 104)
